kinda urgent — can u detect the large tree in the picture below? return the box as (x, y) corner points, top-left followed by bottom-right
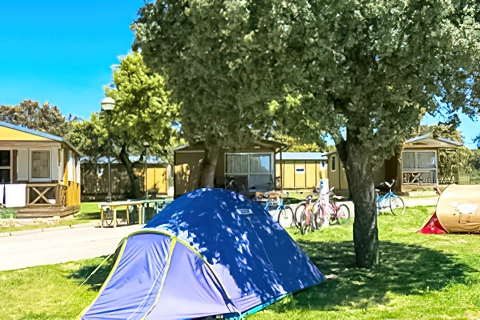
(134, 1), (289, 187)
(270, 1), (480, 267)
(68, 52), (178, 198)
(134, 0), (480, 268)
(0, 100), (76, 137)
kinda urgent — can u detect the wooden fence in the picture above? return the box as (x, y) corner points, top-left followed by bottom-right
(81, 163), (168, 200)
(458, 171), (480, 185)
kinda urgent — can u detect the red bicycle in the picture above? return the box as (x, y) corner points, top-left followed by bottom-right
(316, 187), (351, 226)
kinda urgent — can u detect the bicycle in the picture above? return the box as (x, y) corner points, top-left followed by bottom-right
(319, 187), (351, 225)
(296, 195), (321, 235)
(375, 180), (405, 215)
(262, 195), (295, 228)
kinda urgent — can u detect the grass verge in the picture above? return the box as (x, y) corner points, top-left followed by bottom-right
(2, 206), (480, 319)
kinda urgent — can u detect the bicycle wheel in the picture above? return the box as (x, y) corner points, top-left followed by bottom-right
(277, 207), (293, 228)
(335, 204), (351, 225)
(285, 205), (295, 227)
(389, 196), (405, 215)
(313, 205), (326, 230)
(294, 203), (306, 228)
(298, 209), (309, 235)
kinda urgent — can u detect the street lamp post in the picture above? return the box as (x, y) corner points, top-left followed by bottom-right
(143, 141), (150, 200)
(101, 97), (115, 203)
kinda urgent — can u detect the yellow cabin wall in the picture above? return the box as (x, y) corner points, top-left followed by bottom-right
(134, 167), (168, 194)
(174, 151), (205, 197)
(276, 160), (327, 190)
(0, 124), (81, 212)
(0, 126), (51, 141)
(305, 161), (318, 188)
(62, 146), (81, 206)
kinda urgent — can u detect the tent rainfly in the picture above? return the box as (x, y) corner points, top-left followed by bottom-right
(419, 184), (480, 234)
(79, 188), (324, 319)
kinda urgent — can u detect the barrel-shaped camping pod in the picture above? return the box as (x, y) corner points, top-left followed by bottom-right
(419, 184), (480, 234)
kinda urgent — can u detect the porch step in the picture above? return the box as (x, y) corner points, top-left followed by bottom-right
(15, 205), (80, 218)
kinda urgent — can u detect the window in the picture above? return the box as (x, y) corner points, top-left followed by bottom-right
(295, 165), (305, 174)
(331, 156), (336, 171)
(417, 152), (436, 169)
(226, 153), (273, 191)
(402, 152), (415, 169)
(402, 151), (436, 170)
(226, 154), (248, 174)
(0, 150), (11, 183)
(31, 150), (50, 180)
(249, 154), (271, 173)
(402, 150), (437, 184)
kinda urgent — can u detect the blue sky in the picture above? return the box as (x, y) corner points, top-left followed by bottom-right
(0, 1), (144, 120)
(1, 1), (478, 149)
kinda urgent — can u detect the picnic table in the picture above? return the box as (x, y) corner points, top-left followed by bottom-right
(98, 198), (173, 228)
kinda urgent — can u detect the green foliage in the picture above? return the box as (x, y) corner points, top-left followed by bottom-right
(263, 0), (480, 266)
(69, 52), (178, 161)
(133, 0), (480, 265)
(269, 0), (480, 166)
(134, 1), (287, 151)
(470, 149), (480, 171)
(273, 133), (325, 152)
(68, 52), (178, 198)
(0, 100), (76, 137)
(105, 51), (179, 158)
(67, 114), (108, 161)
(0, 206), (16, 219)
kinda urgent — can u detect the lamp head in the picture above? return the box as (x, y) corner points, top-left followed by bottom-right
(101, 97), (115, 111)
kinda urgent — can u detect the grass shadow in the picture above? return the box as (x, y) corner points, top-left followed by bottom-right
(64, 236), (474, 315)
(68, 256), (114, 291)
(273, 239), (475, 312)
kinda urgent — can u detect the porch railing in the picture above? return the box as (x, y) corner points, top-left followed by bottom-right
(26, 184), (68, 207)
(403, 169), (436, 185)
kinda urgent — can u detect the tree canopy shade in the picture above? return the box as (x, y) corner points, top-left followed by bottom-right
(133, 1), (291, 187)
(69, 52), (178, 198)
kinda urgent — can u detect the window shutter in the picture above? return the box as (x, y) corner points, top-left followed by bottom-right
(51, 147), (59, 181)
(17, 149), (29, 181)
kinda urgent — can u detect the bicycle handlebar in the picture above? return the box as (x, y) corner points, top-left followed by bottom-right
(382, 179), (396, 189)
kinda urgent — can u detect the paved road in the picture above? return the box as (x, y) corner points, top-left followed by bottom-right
(0, 224), (142, 272)
(0, 196), (439, 272)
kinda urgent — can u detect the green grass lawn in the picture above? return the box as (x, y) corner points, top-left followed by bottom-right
(2, 206), (480, 319)
(0, 203), (101, 233)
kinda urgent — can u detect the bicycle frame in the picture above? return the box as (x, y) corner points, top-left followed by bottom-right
(375, 179), (405, 216)
(264, 198), (283, 211)
(376, 189), (395, 210)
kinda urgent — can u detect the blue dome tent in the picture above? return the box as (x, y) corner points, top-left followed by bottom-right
(79, 188), (324, 319)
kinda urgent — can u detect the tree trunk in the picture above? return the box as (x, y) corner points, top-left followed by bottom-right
(342, 142), (380, 268)
(119, 145), (142, 199)
(395, 144), (404, 193)
(199, 144), (220, 188)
